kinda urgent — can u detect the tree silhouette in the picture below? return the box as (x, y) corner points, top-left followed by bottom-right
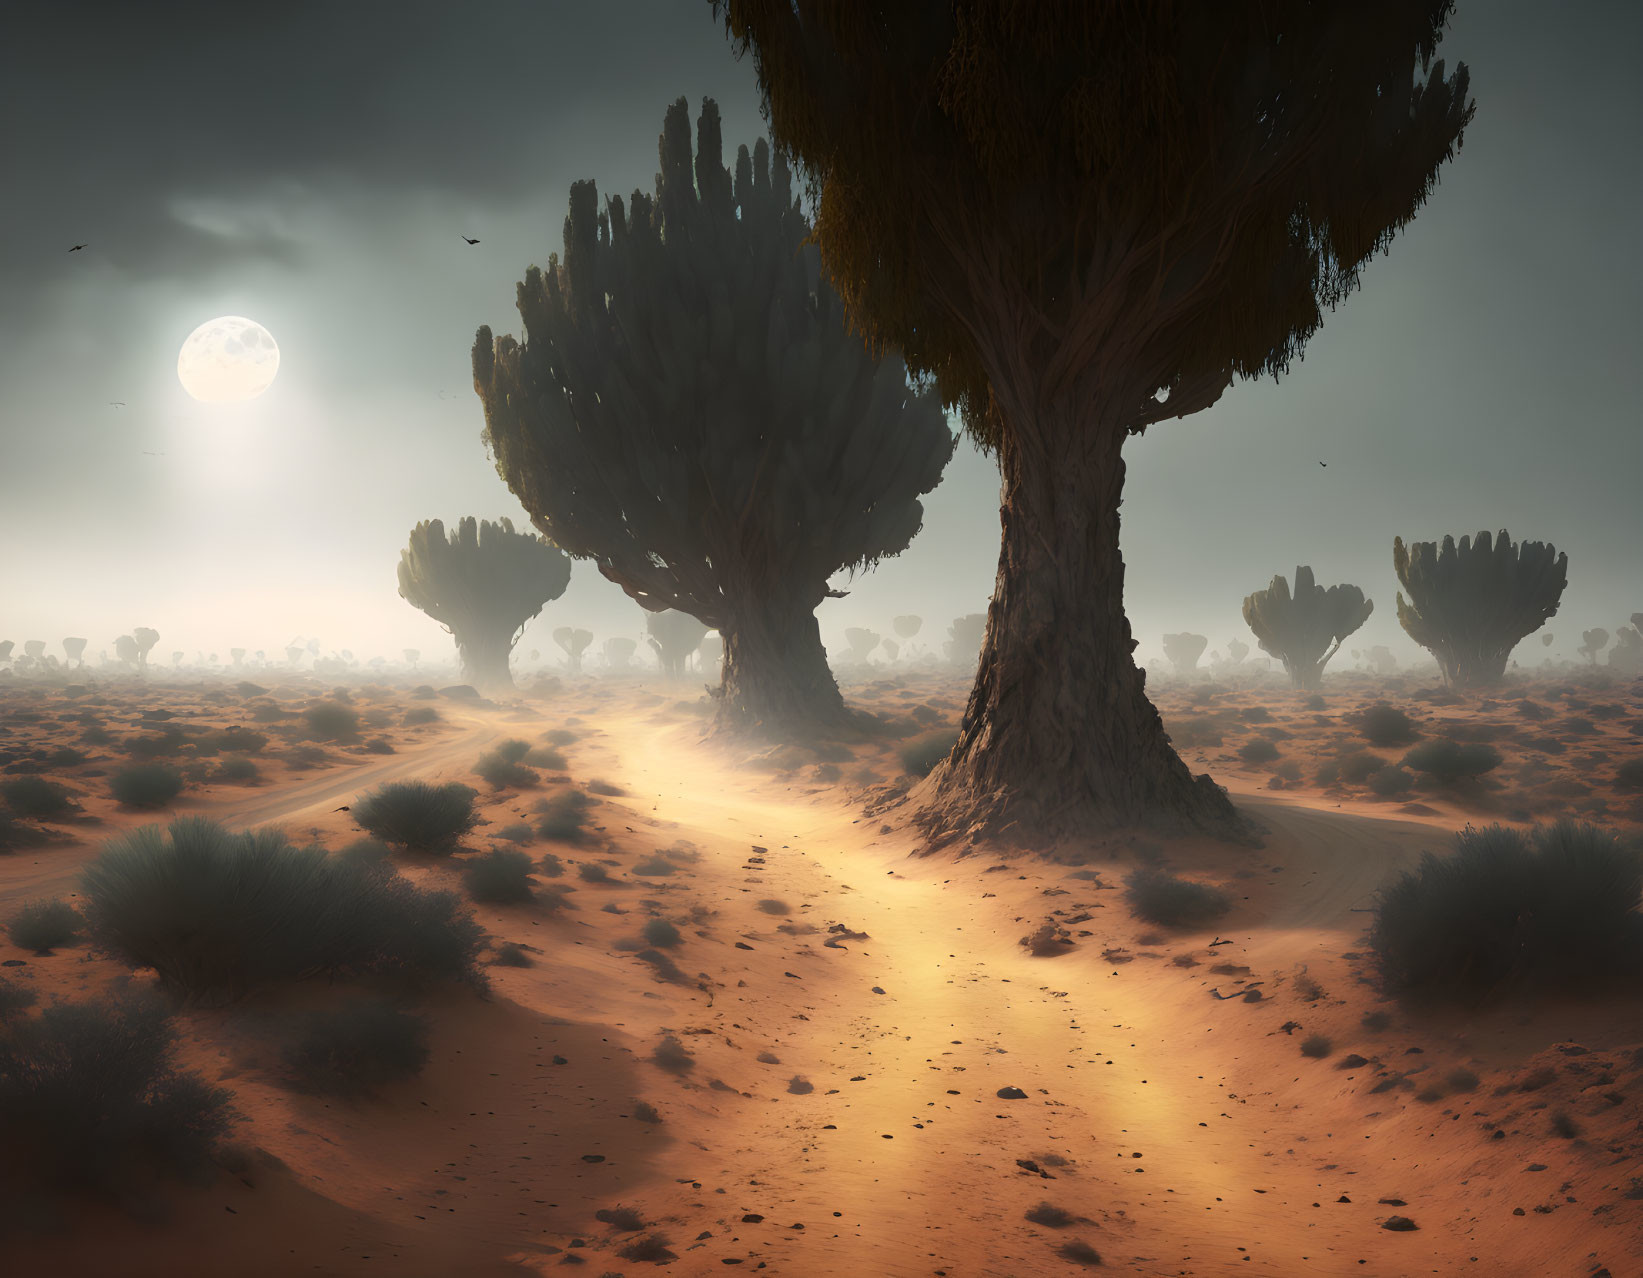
(1242, 567), (1373, 690)
(553, 627), (593, 672)
(472, 97), (953, 731)
(132, 627), (159, 671)
(1161, 634), (1208, 676)
(603, 637), (637, 670)
(716, 2), (1471, 839)
(396, 517), (572, 691)
(647, 610), (709, 679)
(1579, 628), (1610, 666)
(1393, 530), (1566, 688)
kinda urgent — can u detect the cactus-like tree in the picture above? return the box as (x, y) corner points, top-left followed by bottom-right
(1242, 567), (1373, 691)
(396, 517), (572, 691)
(1393, 530), (1567, 688)
(229, 647), (246, 667)
(1224, 638), (1249, 666)
(23, 640), (46, 663)
(843, 628), (881, 664)
(131, 627), (159, 671)
(647, 609), (709, 679)
(553, 627), (593, 672)
(471, 98), (953, 732)
(62, 637), (87, 667)
(892, 616), (923, 640)
(114, 634), (139, 668)
(1609, 625), (1642, 675)
(1578, 628), (1610, 665)
(603, 637), (637, 670)
(716, 2), (1471, 838)
(0, 641), (12, 663)
(944, 614), (985, 668)
(1161, 634), (1208, 676)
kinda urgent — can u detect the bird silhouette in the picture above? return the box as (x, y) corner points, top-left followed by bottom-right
(68, 243), (87, 252)
(1319, 461), (1328, 467)
(460, 235), (480, 245)
(109, 401), (126, 407)
(333, 805), (350, 812)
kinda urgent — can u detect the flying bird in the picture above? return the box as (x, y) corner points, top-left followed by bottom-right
(460, 235), (480, 245)
(68, 243), (87, 252)
(109, 401), (126, 407)
(1319, 461), (1328, 467)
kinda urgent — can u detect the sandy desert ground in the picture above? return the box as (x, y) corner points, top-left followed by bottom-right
(1, 664), (1640, 1276)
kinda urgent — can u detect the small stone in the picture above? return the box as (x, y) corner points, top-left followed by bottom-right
(1381, 1216), (1418, 1231)
(996, 1086), (1028, 1099)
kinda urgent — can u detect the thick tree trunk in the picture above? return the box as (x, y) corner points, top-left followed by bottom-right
(455, 626), (516, 692)
(917, 415), (1252, 846)
(717, 601), (848, 734)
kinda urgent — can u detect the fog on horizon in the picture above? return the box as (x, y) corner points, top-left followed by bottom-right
(2, 1), (1637, 678)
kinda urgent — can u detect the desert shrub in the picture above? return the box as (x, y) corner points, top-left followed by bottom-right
(1616, 758), (1643, 790)
(0, 977), (38, 1019)
(211, 756), (261, 784)
(280, 998), (430, 1097)
(492, 942), (532, 967)
(1338, 751), (1384, 784)
(617, 1235), (677, 1263)
(475, 739), (538, 789)
(80, 817), (486, 1002)
(1025, 1202), (1074, 1227)
(1369, 820), (1643, 999)
(631, 1099), (662, 1123)
(526, 744), (567, 770)
(126, 728), (191, 759)
(1122, 867), (1232, 928)
(536, 789), (593, 842)
(1299, 1033), (1332, 1058)
(109, 763), (185, 809)
(1401, 740), (1504, 784)
(403, 706), (441, 726)
(0, 811), (50, 855)
(651, 1034), (694, 1073)
(8, 899), (82, 953)
(641, 918), (682, 948)
(1, 776), (78, 820)
(496, 822), (536, 845)
(352, 781), (478, 853)
(0, 992), (235, 1189)
(462, 848), (536, 904)
(207, 726), (267, 754)
(1359, 703), (1419, 747)
(899, 730), (958, 777)
(578, 862), (615, 883)
(537, 852), (564, 877)
(1368, 765), (1414, 797)
(1238, 738), (1280, 764)
(300, 701), (360, 741)
(1056, 1240), (1102, 1266)
(597, 1205), (646, 1231)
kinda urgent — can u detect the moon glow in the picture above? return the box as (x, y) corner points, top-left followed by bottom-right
(177, 316), (280, 402)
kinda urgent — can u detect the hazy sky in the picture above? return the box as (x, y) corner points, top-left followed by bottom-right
(2, 1), (1638, 673)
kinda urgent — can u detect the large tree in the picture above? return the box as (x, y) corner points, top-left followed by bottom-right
(717, 2), (1472, 841)
(1242, 567), (1373, 690)
(396, 517), (571, 691)
(1393, 529), (1566, 688)
(472, 98), (953, 732)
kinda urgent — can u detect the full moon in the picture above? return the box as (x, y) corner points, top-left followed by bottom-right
(177, 316), (280, 402)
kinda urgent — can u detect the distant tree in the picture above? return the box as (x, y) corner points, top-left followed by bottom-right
(647, 610), (709, 678)
(603, 636), (637, 670)
(171, 651), (184, 668)
(285, 645), (305, 668)
(62, 637), (87, 667)
(229, 647), (246, 667)
(881, 638), (900, 662)
(716, 1), (1471, 839)
(1610, 625), (1643, 675)
(23, 640), (46, 664)
(892, 616), (923, 640)
(1162, 634), (1208, 676)
(0, 641), (12, 663)
(132, 627), (159, 671)
(1224, 639), (1249, 667)
(1364, 646), (1399, 677)
(1578, 628), (1610, 666)
(1242, 567), (1373, 690)
(472, 98), (953, 731)
(114, 634), (139, 668)
(397, 517), (572, 691)
(553, 627), (593, 672)
(402, 648), (420, 669)
(1541, 633), (1555, 648)
(943, 614), (985, 669)
(1393, 530), (1567, 688)
(843, 628), (881, 664)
